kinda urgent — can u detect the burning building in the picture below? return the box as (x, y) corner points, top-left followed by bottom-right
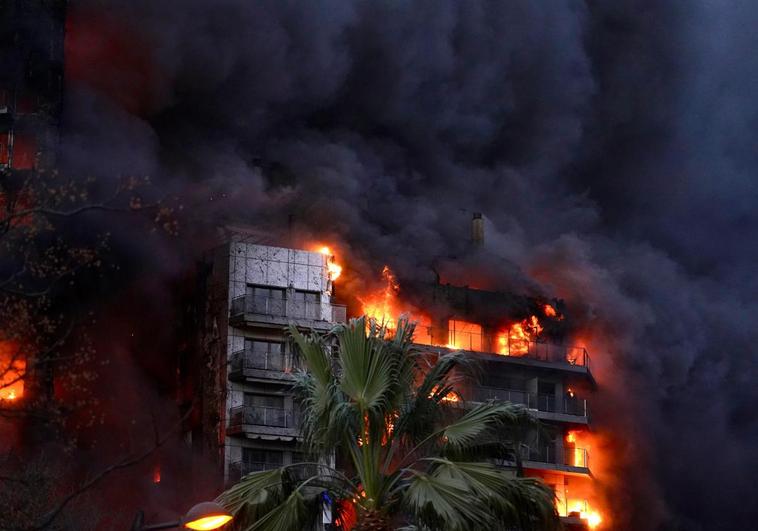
(185, 218), (603, 529)
(183, 228), (347, 486)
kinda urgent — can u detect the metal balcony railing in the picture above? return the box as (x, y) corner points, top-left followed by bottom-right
(230, 348), (299, 373)
(471, 387), (589, 417)
(521, 445), (590, 469)
(229, 461), (279, 479)
(229, 405), (297, 429)
(230, 295), (347, 323)
(416, 327), (591, 370)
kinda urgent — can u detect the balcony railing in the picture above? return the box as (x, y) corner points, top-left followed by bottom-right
(230, 348), (299, 374)
(471, 386), (589, 417)
(416, 327), (590, 370)
(230, 295), (347, 323)
(229, 461), (280, 480)
(521, 445), (590, 469)
(229, 405), (297, 429)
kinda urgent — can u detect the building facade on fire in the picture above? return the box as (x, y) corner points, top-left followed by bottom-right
(183, 231), (346, 487)
(186, 230), (598, 530)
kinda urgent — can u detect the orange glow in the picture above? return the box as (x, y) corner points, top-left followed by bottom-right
(430, 385), (460, 402)
(496, 315), (543, 356)
(153, 465), (161, 484)
(544, 304), (557, 317)
(446, 320), (483, 351)
(0, 342), (25, 401)
(318, 246), (343, 282)
(567, 387), (575, 398)
(184, 515), (233, 530)
(359, 265), (401, 329)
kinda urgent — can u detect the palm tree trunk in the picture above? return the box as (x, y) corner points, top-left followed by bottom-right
(353, 509), (391, 531)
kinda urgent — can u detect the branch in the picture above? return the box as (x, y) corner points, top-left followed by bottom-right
(30, 405), (195, 530)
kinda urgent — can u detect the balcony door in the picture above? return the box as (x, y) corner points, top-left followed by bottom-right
(244, 393), (287, 427)
(245, 339), (284, 371)
(246, 285), (286, 316)
(242, 448), (283, 472)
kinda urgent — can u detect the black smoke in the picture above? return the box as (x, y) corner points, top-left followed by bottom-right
(60, 1), (758, 529)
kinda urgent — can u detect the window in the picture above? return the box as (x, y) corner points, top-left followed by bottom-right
(447, 320), (483, 352)
(244, 339), (284, 371)
(246, 285), (286, 316)
(293, 290), (321, 319)
(244, 393), (287, 427)
(242, 449), (283, 472)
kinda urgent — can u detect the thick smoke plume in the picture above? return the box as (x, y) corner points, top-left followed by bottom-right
(60, 1), (758, 529)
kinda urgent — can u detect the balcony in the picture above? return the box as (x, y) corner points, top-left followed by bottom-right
(227, 405), (300, 439)
(228, 460), (279, 481)
(228, 348), (300, 382)
(471, 386), (589, 422)
(415, 326), (592, 376)
(229, 295), (347, 329)
(522, 445), (591, 475)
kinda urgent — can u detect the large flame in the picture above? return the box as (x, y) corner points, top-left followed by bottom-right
(0, 341), (25, 401)
(359, 265), (401, 329)
(496, 315), (543, 356)
(318, 246), (343, 282)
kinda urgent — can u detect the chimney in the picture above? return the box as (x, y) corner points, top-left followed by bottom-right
(471, 212), (484, 247)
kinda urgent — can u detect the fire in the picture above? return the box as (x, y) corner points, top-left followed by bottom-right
(585, 511), (602, 528)
(359, 265), (400, 329)
(496, 315), (543, 356)
(318, 246), (342, 281)
(0, 342), (25, 401)
(544, 304), (557, 317)
(153, 464), (161, 484)
(430, 385), (460, 402)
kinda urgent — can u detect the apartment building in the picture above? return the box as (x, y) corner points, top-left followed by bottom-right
(187, 232), (598, 529)
(185, 232), (345, 485)
(412, 282), (598, 530)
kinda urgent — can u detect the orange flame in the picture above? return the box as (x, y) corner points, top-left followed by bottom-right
(359, 265), (400, 329)
(0, 341), (25, 401)
(544, 304), (557, 317)
(318, 246), (342, 282)
(496, 315), (543, 356)
(153, 465), (161, 484)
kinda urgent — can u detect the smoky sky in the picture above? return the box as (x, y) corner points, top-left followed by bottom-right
(59, 1), (758, 529)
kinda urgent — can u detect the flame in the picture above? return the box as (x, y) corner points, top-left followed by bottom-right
(359, 265), (400, 329)
(496, 315), (543, 356)
(0, 341), (25, 401)
(430, 385), (459, 402)
(544, 304), (557, 317)
(585, 511), (602, 528)
(318, 246), (342, 282)
(567, 387), (575, 398)
(153, 465), (161, 484)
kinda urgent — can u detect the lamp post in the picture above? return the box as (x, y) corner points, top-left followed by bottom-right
(131, 501), (233, 531)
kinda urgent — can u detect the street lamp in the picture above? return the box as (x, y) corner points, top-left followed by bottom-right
(132, 501), (233, 530)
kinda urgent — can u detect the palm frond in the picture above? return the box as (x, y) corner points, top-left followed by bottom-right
(441, 401), (528, 452)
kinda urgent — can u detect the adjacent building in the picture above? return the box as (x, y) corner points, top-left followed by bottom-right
(183, 231), (345, 486)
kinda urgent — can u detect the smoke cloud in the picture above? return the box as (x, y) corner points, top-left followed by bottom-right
(60, 1), (758, 529)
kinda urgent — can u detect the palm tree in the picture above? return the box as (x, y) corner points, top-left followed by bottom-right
(218, 317), (559, 531)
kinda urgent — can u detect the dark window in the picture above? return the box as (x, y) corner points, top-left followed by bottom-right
(293, 290), (320, 319)
(244, 393), (287, 426)
(244, 393), (284, 408)
(242, 448), (283, 470)
(293, 290), (320, 303)
(246, 285), (286, 316)
(244, 339), (284, 371)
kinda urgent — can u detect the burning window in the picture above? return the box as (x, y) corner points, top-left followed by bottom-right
(447, 320), (483, 351)
(0, 342), (25, 401)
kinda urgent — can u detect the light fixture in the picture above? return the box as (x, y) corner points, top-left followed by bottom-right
(183, 502), (233, 530)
